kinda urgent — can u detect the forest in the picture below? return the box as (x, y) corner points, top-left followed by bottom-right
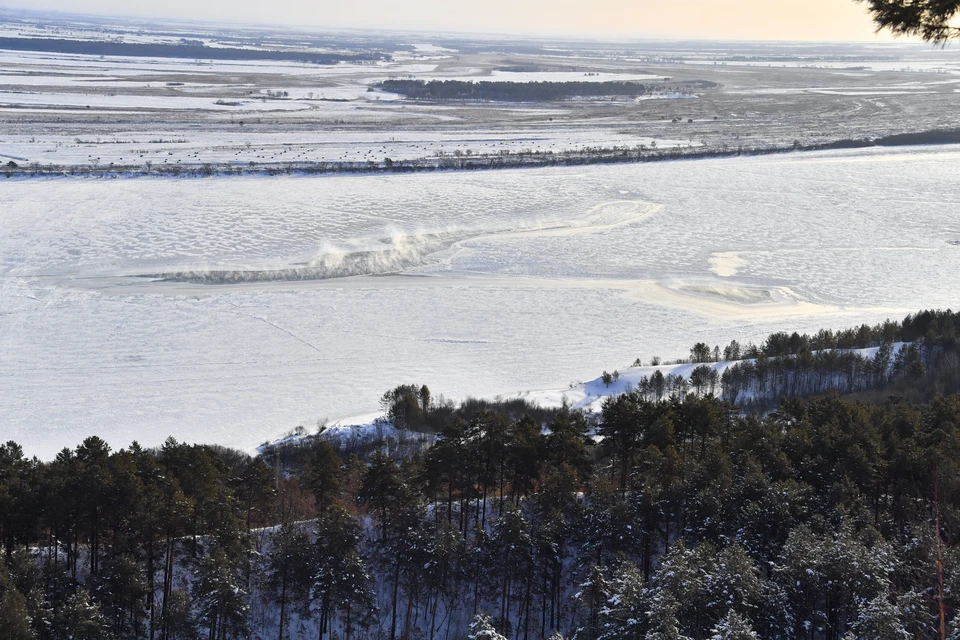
(376, 80), (649, 101)
(3, 310), (960, 639)
(0, 38), (387, 64)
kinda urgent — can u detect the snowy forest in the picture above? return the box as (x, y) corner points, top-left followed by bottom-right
(4, 310), (960, 639)
(376, 80), (651, 101)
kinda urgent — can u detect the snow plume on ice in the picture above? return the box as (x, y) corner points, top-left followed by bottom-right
(141, 199), (660, 285)
(145, 231), (469, 284)
(304, 227), (467, 273)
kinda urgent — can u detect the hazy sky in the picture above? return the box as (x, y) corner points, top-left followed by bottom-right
(14, 0), (900, 41)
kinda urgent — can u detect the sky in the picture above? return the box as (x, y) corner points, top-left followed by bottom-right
(11, 0), (901, 41)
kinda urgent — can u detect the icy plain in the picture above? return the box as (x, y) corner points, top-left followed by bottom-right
(2, 145), (959, 458)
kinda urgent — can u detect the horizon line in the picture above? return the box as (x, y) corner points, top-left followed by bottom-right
(0, 5), (929, 47)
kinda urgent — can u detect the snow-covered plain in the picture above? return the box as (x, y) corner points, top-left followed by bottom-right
(5, 38), (960, 173)
(2, 145), (959, 458)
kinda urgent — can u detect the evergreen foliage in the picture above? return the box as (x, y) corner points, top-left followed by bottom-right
(3, 310), (960, 638)
(378, 79), (648, 101)
(858, 0), (960, 42)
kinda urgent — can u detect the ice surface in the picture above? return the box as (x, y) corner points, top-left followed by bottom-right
(1, 145), (958, 458)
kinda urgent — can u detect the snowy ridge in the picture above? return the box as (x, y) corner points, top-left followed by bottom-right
(266, 343), (909, 452)
(526, 342), (910, 414)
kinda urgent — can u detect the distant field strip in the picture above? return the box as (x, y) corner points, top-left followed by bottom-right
(0, 37), (385, 64)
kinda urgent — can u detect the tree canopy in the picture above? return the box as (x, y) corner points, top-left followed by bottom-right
(860, 0), (960, 42)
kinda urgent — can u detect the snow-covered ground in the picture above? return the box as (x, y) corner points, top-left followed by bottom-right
(4, 36), (960, 172)
(0, 129), (697, 168)
(306, 343), (909, 445)
(1, 145), (958, 458)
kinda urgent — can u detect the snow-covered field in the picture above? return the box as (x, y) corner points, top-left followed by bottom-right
(2, 145), (958, 458)
(4, 30), (960, 172)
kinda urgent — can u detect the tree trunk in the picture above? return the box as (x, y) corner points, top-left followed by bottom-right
(346, 601), (353, 640)
(936, 473), (947, 640)
(540, 567), (547, 639)
(318, 591), (330, 640)
(520, 568), (533, 640)
(391, 556), (401, 640)
(148, 536), (156, 640)
(278, 567), (288, 640)
(499, 461), (505, 517)
(404, 576), (415, 640)
(161, 534), (173, 640)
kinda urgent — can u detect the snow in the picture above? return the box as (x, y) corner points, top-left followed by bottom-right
(0, 90), (317, 111)
(2, 145), (959, 459)
(409, 70), (666, 83)
(0, 128), (694, 170)
(3, 39), (957, 176)
(504, 343), (907, 416)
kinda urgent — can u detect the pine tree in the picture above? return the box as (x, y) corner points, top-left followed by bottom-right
(468, 612), (508, 640)
(95, 549), (148, 638)
(860, 0), (960, 42)
(705, 545), (762, 623)
(488, 503), (533, 633)
(593, 558), (645, 640)
(266, 523), (313, 640)
(193, 545), (249, 640)
(421, 523), (467, 640)
(599, 394), (643, 492)
(50, 588), (114, 640)
(0, 442), (30, 560)
(332, 548), (376, 640)
(575, 564), (609, 640)
(0, 588), (31, 640)
(0, 554), (32, 640)
(543, 407), (591, 483)
(236, 457), (274, 530)
(509, 416), (542, 504)
(312, 503), (376, 640)
(709, 610), (758, 640)
(847, 591), (910, 640)
(165, 586), (199, 640)
(303, 441), (342, 518)
(644, 593), (693, 640)
(644, 541), (711, 639)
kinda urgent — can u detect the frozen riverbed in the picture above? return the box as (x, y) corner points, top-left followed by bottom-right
(1, 145), (958, 458)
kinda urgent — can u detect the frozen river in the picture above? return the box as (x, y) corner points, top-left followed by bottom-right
(2, 145), (958, 458)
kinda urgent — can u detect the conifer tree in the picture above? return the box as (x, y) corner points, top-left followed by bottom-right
(858, 0), (960, 42)
(266, 524), (312, 640)
(193, 545), (249, 640)
(312, 503), (376, 640)
(709, 610), (758, 640)
(303, 441), (342, 518)
(0, 555), (32, 640)
(50, 588), (114, 640)
(468, 612), (508, 640)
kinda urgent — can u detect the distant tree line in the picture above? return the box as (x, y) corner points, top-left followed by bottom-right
(717, 310), (960, 407)
(0, 38), (387, 64)
(377, 80), (648, 101)
(604, 311), (960, 410)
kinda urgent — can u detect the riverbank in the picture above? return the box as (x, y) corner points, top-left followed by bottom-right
(6, 128), (960, 179)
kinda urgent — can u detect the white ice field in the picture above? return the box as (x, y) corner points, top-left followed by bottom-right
(2, 144), (959, 458)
